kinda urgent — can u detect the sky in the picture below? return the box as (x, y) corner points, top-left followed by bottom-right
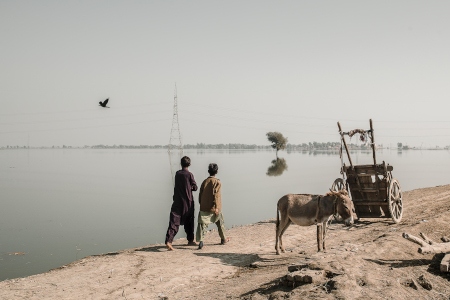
(1, 1), (450, 148)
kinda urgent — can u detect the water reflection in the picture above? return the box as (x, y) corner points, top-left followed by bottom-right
(286, 149), (341, 156)
(168, 149), (183, 185)
(266, 157), (288, 176)
(195, 149), (264, 155)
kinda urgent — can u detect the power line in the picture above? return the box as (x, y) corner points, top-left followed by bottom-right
(0, 118), (169, 135)
(2, 96), (449, 142)
(0, 102), (169, 117)
(185, 101), (450, 124)
(0, 109), (172, 126)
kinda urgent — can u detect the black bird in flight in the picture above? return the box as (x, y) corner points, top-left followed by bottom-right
(99, 98), (110, 108)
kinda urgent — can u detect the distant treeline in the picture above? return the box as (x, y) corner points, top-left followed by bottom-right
(4, 142), (448, 150)
(89, 142), (371, 150)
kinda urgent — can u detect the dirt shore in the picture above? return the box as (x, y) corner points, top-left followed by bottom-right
(1, 184), (449, 299)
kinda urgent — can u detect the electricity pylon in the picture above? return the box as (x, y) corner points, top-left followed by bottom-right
(168, 83), (183, 151)
(168, 84), (183, 185)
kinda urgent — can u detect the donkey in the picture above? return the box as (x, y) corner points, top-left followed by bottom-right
(275, 190), (354, 254)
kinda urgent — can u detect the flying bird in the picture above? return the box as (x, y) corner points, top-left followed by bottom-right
(99, 98), (110, 108)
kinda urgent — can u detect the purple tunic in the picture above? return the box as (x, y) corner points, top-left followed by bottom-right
(165, 168), (198, 244)
(172, 169), (198, 225)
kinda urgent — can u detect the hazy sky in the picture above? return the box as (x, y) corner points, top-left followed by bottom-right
(1, 1), (450, 148)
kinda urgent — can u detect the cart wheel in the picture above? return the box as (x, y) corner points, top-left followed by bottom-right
(388, 179), (403, 223)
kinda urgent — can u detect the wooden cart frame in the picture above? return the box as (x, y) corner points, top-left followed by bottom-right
(331, 119), (403, 223)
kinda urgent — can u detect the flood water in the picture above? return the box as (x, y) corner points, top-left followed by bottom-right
(1, 148), (449, 281)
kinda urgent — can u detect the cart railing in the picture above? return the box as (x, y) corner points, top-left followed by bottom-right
(338, 119), (376, 168)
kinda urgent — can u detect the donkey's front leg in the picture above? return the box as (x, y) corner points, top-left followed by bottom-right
(322, 220), (328, 251)
(316, 223), (323, 252)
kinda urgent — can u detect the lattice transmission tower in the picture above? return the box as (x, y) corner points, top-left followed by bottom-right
(168, 84), (183, 185)
(168, 83), (183, 152)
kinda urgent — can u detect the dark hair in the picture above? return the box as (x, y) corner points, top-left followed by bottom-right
(181, 156), (191, 168)
(208, 163), (218, 175)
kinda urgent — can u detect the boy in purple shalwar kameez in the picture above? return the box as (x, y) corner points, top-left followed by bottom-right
(165, 156), (198, 251)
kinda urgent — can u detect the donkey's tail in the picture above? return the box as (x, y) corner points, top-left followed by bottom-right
(276, 203), (280, 232)
(275, 203), (280, 251)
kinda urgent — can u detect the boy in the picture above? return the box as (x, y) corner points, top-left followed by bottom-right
(196, 163), (230, 249)
(165, 156), (198, 251)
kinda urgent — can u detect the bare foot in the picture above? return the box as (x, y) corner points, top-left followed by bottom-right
(221, 237), (231, 245)
(187, 241), (197, 246)
(166, 243), (175, 251)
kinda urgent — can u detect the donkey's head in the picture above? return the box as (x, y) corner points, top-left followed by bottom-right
(327, 190), (354, 226)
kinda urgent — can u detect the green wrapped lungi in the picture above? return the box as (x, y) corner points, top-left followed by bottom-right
(196, 211), (226, 242)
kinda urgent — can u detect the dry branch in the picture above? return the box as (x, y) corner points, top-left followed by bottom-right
(402, 233), (428, 247)
(402, 232), (450, 253)
(402, 232), (450, 273)
(417, 243), (450, 254)
(419, 233), (434, 245)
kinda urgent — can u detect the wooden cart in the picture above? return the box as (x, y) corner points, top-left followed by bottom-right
(331, 119), (403, 223)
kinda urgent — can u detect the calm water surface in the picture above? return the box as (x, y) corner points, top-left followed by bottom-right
(1, 148), (449, 281)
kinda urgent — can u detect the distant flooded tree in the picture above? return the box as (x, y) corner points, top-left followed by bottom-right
(266, 132), (288, 157)
(266, 158), (288, 176)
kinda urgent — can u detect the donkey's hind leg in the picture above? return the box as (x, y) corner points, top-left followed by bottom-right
(278, 218), (291, 254)
(276, 211), (291, 255)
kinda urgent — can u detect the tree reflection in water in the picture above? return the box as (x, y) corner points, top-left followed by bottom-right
(266, 158), (288, 176)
